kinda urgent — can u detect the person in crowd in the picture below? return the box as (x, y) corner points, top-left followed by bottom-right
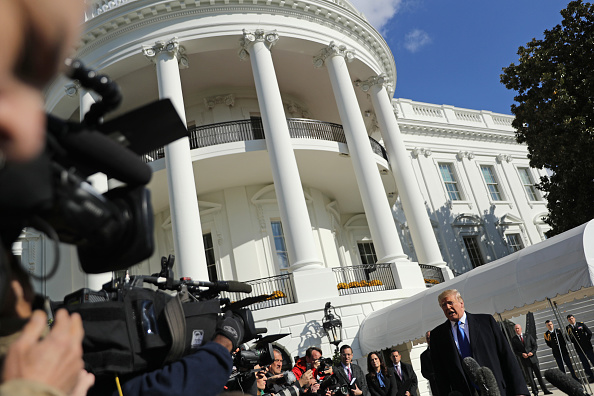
(511, 324), (552, 396)
(544, 319), (578, 381)
(293, 346), (323, 380)
(430, 289), (529, 396)
(366, 351), (396, 396)
(332, 344), (369, 396)
(566, 314), (594, 383)
(388, 350), (417, 396)
(266, 348), (313, 395)
(420, 331), (438, 396)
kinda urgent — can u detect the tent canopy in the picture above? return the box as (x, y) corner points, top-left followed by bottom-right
(359, 219), (594, 355)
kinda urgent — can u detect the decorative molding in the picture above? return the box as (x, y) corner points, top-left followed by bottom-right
(354, 74), (392, 94)
(64, 81), (81, 97)
(285, 101), (311, 118)
(456, 150), (475, 161)
(411, 147), (432, 158)
(204, 94), (235, 109)
(398, 123), (517, 144)
(239, 29), (279, 60)
(142, 37), (188, 68)
(496, 154), (513, 163)
(313, 41), (355, 68)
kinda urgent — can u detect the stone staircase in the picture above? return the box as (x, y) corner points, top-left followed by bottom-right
(528, 295), (594, 387)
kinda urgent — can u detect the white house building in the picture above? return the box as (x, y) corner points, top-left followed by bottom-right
(18, 0), (550, 393)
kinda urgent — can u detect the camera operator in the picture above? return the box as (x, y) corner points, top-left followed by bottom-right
(0, 1), (95, 395)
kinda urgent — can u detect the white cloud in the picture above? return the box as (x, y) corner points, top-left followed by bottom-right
(348, 0), (403, 31)
(404, 29), (431, 53)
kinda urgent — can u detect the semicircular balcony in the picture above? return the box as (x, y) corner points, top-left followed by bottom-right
(141, 117), (388, 163)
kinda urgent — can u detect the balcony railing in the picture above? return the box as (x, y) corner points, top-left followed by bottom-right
(220, 273), (295, 311)
(333, 264), (397, 296)
(419, 264), (445, 287)
(140, 118), (388, 162)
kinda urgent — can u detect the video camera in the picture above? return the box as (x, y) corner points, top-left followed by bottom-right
(319, 374), (350, 395)
(0, 59), (188, 280)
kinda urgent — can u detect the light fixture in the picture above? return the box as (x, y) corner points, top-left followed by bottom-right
(322, 302), (343, 352)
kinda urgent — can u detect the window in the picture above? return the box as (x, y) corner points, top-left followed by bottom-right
(203, 233), (218, 281)
(480, 165), (503, 201)
(518, 168), (540, 201)
(463, 236), (484, 268)
(506, 233), (524, 253)
(357, 241), (377, 265)
(271, 221), (289, 271)
(439, 163), (462, 201)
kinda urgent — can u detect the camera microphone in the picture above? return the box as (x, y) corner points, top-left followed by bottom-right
(463, 357), (500, 396)
(545, 368), (587, 396)
(191, 280), (253, 294)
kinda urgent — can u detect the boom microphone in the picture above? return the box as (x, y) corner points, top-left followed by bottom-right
(480, 366), (500, 396)
(463, 357), (500, 396)
(191, 280), (252, 294)
(545, 368), (587, 396)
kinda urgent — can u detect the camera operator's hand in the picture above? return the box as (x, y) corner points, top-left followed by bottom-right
(298, 369), (314, 388)
(1, 309), (90, 395)
(215, 311), (244, 351)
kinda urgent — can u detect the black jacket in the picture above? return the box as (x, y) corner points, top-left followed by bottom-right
(511, 332), (539, 365)
(430, 312), (529, 396)
(566, 321), (593, 351)
(388, 362), (418, 396)
(366, 370), (397, 396)
(544, 328), (569, 356)
(333, 364), (370, 396)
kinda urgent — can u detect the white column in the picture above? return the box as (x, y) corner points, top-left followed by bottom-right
(68, 85), (113, 289)
(240, 30), (336, 302)
(314, 43), (424, 289)
(142, 38), (208, 280)
(357, 75), (446, 267)
(239, 30), (322, 272)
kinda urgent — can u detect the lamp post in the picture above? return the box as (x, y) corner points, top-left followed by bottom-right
(322, 302), (343, 353)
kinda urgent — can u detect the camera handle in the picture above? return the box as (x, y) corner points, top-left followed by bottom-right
(66, 59), (122, 127)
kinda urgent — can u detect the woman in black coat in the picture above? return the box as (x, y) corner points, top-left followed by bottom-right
(366, 352), (397, 396)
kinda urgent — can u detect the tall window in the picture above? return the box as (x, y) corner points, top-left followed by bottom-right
(518, 167), (540, 201)
(506, 233), (524, 253)
(480, 165), (503, 201)
(271, 221), (289, 271)
(463, 236), (484, 268)
(439, 163), (462, 201)
(203, 233), (217, 281)
(357, 242), (377, 265)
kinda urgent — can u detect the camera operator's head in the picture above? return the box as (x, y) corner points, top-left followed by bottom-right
(269, 349), (284, 375)
(305, 346), (322, 366)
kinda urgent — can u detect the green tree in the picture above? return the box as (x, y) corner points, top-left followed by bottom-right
(500, 0), (594, 237)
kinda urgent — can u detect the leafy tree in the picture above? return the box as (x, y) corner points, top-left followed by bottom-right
(500, 0), (594, 237)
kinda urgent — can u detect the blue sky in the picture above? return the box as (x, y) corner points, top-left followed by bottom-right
(349, 0), (569, 115)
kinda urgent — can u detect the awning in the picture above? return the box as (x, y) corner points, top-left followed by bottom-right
(359, 219), (594, 355)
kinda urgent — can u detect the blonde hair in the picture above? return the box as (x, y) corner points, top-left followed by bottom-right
(438, 289), (463, 305)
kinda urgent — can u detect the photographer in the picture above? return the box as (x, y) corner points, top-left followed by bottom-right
(265, 349), (314, 395)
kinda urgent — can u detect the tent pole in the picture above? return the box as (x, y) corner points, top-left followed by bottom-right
(547, 298), (592, 394)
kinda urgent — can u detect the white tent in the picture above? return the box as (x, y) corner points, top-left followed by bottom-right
(359, 219), (594, 355)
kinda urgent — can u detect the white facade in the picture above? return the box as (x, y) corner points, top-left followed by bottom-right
(26, 0), (549, 393)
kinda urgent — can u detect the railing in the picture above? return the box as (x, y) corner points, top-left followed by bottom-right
(220, 273), (295, 311)
(419, 264), (445, 287)
(141, 118), (389, 163)
(333, 264), (397, 296)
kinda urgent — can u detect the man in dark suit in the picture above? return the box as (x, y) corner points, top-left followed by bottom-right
(332, 344), (370, 396)
(544, 320), (578, 381)
(511, 324), (552, 396)
(421, 331), (438, 396)
(430, 289), (529, 396)
(566, 314), (594, 383)
(388, 350), (418, 396)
